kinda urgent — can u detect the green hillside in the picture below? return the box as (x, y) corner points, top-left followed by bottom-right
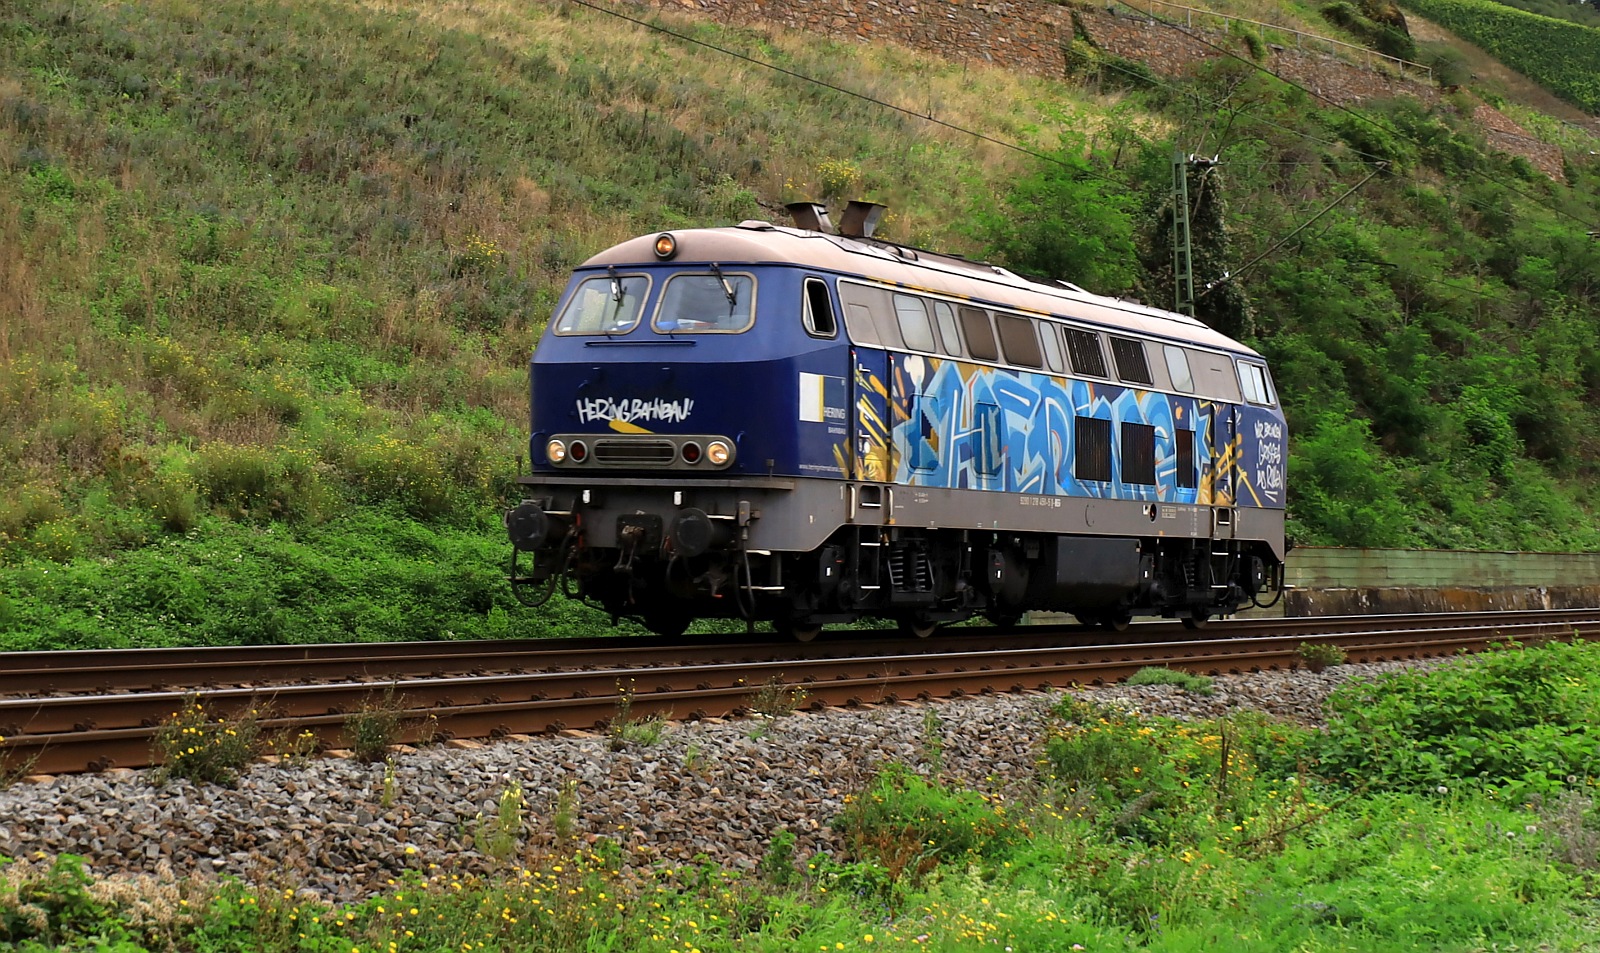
(3, 0), (1600, 647)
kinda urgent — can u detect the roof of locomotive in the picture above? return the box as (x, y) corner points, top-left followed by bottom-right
(578, 221), (1262, 357)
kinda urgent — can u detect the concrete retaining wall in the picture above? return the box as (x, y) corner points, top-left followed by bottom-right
(1282, 547), (1600, 616)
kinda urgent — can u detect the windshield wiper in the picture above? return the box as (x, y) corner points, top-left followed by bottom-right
(710, 262), (736, 307)
(607, 265), (623, 303)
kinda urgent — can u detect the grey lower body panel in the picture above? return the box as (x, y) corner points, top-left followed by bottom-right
(514, 474), (1285, 556)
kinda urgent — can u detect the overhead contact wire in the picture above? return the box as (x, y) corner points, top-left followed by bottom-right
(563, 0), (1136, 190)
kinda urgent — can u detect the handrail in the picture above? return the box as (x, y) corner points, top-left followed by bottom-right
(1109, 0), (1433, 81)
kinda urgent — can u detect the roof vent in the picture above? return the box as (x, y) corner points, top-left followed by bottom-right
(839, 201), (887, 239)
(785, 202), (833, 234)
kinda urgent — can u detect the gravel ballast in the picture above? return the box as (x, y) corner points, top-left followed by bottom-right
(0, 657), (1449, 899)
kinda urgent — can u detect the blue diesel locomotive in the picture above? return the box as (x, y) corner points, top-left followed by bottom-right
(506, 202), (1287, 639)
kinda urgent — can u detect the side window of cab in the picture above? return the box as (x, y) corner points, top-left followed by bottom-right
(1238, 361), (1276, 405)
(803, 277), (837, 338)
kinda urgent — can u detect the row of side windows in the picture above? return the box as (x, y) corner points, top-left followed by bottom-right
(1073, 418), (1199, 488)
(914, 404), (1201, 489)
(841, 280), (1274, 406)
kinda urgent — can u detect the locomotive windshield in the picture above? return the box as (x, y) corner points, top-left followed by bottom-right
(555, 274), (651, 334)
(654, 273), (755, 333)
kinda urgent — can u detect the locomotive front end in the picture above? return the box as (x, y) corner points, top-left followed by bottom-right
(507, 225), (849, 636)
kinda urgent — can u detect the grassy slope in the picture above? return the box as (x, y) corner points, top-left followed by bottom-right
(2, 0), (1600, 649)
(0, 0), (1090, 647)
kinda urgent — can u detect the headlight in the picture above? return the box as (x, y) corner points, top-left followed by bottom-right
(706, 440), (732, 466)
(568, 440), (588, 463)
(680, 441), (702, 464)
(653, 233), (677, 260)
(546, 439), (567, 464)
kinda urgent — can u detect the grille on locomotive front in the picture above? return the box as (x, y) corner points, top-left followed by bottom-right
(592, 439), (677, 466)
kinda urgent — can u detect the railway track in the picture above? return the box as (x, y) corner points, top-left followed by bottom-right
(3, 609), (1594, 777)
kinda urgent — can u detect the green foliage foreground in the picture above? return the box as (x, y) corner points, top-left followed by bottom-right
(0, 511), (628, 650)
(4, 641), (1598, 952)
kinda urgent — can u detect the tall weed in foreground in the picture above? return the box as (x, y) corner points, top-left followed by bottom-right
(152, 697), (262, 786)
(1043, 698), (1320, 848)
(471, 777), (526, 865)
(833, 762), (1025, 893)
(343, 686), (406, 762)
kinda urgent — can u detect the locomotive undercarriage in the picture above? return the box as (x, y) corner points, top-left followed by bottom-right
(508, 489), (1283, 638)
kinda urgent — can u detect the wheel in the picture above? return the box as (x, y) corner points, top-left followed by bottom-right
(642, 609), (693, 639)
(897, 615), (938, 639)
(777, 618), (823, 642)
(1103, 610), (1133, 633)
(985, 610), (1023, 629)
(1181, 610), (1211, 631)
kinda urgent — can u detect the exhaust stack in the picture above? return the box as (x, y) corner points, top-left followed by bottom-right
(785, 202), (833, 234)
(838, 201), (887, 239)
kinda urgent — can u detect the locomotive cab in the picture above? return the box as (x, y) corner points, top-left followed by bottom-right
(510, 208), (1287, 638)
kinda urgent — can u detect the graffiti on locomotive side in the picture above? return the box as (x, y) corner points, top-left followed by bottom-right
(888, 355), (1242, 507)
(575, 397), (695, 425)
(1253, 418), (1284, 504)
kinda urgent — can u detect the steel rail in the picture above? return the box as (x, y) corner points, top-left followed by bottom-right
(3, 612), (1592, 777)
(3, 608), (1594, 696)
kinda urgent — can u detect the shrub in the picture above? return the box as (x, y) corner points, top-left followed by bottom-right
(0, 486), (66, 547)
(0, 855), (115, 947)
(698, 172), (759, 221)
(607, 682), (669, 750)
(471, 778), (526, 864)
(1297, 641), (1348, 672)
(1229, 19), (1267, 61)
(745, 677), (808, 720)
(1125, 666), (1215, 694)
(451, 234), (502, 278)
(1043, 699), (1320, 847)
(191, 442), (332, 524)
(266, 728), (321, 767)
(134, 469), (200, 533)
(1316, 640), (1600, 797)
(971, 140), (1139, 295)
(758, 830), (800, 886)
(152, 698), (262, 786)
(814, 159), (862, 201)
(834, 762), (1024, 887)
(343, 687), (406, 762)
(328, 433), (458, 522)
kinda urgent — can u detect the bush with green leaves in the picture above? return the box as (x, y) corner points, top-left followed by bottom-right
(152, 698), (262, 786)
(1316, 640), (1600, 798)
(1125, 666), (1215, 694)
(1044, 699), (1318, 846)
(0, 855), (119, 948)
(833, 762), (1026, 888)
(0, 511), (641, 652)
(970, 136), (1140, 296)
